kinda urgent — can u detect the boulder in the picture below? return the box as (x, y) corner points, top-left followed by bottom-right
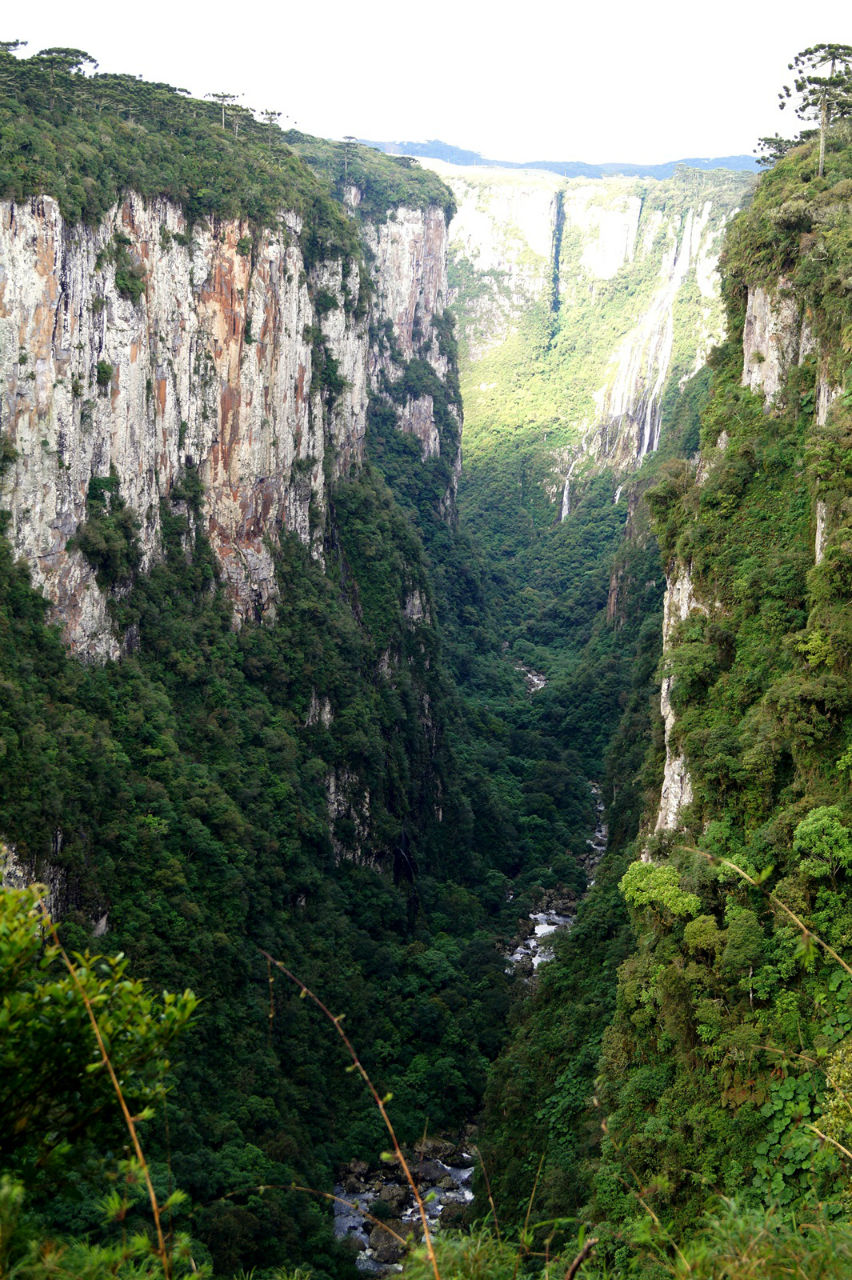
(368, 1219), (407, 1264)
(378, 1183), (409, 1212)
(439, 1202), (466, 1229)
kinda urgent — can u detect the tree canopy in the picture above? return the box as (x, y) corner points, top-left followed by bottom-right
(779, 42), (852, 175)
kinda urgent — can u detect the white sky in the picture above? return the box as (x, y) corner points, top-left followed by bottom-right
(8, 0), (851, 164)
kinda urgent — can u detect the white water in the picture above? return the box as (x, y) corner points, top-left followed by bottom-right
(510, 782), (608, 968)
(333, 1159), (475, 1272)
(509, 908), (575, 969)
(514, 661), (548, 693)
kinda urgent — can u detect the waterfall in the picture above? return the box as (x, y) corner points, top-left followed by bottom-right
(560, 456), (578, 521)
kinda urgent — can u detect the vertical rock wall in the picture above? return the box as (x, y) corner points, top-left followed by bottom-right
(0, 191), (457, 655)
(364, 204), (461, 487)
(652, 276), (842, 834)
(653, 566), (704, 837)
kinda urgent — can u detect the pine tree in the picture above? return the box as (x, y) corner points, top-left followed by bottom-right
(779, 43), (852, 177)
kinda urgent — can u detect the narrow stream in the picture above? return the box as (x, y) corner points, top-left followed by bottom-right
(333, 784), (608, 1269)
(509, 782), (608, 971)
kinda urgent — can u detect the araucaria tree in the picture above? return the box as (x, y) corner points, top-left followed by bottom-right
(779, 43), (852, 177)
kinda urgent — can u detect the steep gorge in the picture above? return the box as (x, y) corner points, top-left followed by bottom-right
(427, 158), (753, 533)
(0, 56), (522, 1280)
(3, 44), (852, 1280)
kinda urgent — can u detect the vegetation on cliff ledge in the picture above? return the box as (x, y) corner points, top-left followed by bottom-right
(478, 118), (852, 1278)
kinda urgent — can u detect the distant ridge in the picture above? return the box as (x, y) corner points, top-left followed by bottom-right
(360, 138), (759, 179)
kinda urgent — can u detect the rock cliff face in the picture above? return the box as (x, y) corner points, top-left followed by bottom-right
(589, 199), (722, 467)
(0, 192), (457, 655)
(741, 279), (814, 403)
(426, 159), (752, 490)
(739, 277), (841, 564)
(652, 270), (844, 834)
(653, 566), (704, 837)
(363, 201), (462, 516)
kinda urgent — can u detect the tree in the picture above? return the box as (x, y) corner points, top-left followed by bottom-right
(779, 43), (852, 177)
(205, 89), (240, 130)
(260, 107), (281, 151)
(0, 885), (196, 1174)
(35, 46), (98, 76)
(755, 133), (799, 168)
(228, 102), (254, 139)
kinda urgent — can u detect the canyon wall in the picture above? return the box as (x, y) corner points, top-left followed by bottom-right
(426, 159), (752, 491)
(0, 191), (457, 656)
(651, 274), (844, 834)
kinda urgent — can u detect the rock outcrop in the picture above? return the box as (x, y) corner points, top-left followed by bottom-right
(653, 565), (704, 836)
(741, 278), (814, 404)
(739, 278), (841, 562)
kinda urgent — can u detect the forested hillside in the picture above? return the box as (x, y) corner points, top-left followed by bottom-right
(478, 114), (852, 1277)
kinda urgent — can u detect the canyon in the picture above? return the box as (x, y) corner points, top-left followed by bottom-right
(2, 47), (852, 1280)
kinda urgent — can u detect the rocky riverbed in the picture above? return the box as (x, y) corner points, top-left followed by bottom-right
(508, 889), (577, 973)
(333, 1138), (475, 1271)
(335, 785), (610, 1266)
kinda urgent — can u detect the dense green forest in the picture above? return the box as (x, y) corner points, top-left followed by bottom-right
(476, 116), (852, 1277)
(0, 46), (655, 1280)
(3, 37), (852, 1280)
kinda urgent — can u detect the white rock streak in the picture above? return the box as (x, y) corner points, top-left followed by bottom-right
(654, 566), (705, 836)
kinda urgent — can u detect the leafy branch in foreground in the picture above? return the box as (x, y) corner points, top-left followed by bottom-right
(38, 903), (172, 1276)
(0, 886), (198, 1278)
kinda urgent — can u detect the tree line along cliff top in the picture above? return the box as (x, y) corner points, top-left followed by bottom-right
(0, 45), (454, 251)
(721, 117), (852, 357)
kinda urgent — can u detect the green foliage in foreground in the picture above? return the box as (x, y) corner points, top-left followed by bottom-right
(0, 886), (200, 1278)
(399, 1204), (852, 1280)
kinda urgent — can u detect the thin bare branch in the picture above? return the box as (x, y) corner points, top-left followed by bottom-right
(806, 1124), (852, 1162)
(289, 1184), (408, 1244)
(261, 953), (442, 1280)
(471, 1144), (501, 1242)
(565, 1236), (598, 1280)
